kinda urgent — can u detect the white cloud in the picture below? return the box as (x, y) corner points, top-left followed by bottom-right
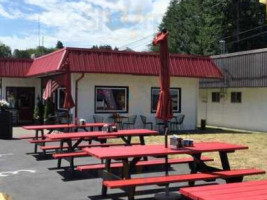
(0, 4), (24, 19)
(0, 0), (171, 51)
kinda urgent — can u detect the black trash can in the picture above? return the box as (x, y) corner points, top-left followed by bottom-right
(200, 119), (206, 130)
(0, 111), (12, 139)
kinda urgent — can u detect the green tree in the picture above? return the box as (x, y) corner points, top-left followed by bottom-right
(56, 41), (64, 49)
(0, 42), (12, 58)
(13, 49), (31, 59)
(154, 0), (267, 55)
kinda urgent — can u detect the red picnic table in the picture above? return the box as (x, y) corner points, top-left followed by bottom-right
(22, 123), (106, 139)
(83, 142), (254, 199)
(180, 179), (267, 200)
(46, 129), (158, 151)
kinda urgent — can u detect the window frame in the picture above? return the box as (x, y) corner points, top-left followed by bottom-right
(231, 92), (242, 103)
(151, 87), (181, 113)
(94, 86), (129, 114)
(57, 87), (67, 110)
(211, 92), (220, 103)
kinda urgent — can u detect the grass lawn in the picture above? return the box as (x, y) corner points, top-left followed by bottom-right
(129, 131), (267, 181)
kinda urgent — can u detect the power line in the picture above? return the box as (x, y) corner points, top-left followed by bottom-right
(226, 29), (267, 45)
(126, 37), (154, 49)
(131, 41), (152, 50)
(119, 34), (154, 49)
(223, 23), (267, 40)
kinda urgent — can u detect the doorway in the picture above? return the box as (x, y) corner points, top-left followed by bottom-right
(6, 87), (35, 124)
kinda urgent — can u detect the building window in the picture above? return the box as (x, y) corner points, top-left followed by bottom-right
(95, 86), (128, 113)
(231, 92), (242, 103)
(57, 88), (66, 110)
(211, 92), (220, 103)
(151, 87), (181, 113)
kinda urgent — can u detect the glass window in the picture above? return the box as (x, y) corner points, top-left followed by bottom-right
(151, 87), (181, 113)
(212, 92), (220, 103)
(231, 92), (242, 103)
(95, 86), (128, 113)
(57, 88), (66, 110)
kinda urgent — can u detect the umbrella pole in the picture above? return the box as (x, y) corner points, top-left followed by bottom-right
(68, 108), (70, 133)
(164, 121), (169, 196)
(155, 121), (181, 200)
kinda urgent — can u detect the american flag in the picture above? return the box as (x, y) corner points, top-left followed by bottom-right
(43, 79), (60, 100)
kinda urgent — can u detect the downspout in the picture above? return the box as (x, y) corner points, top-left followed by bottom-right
(75, 73), (85, 118)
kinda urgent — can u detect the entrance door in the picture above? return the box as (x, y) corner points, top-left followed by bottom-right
(6, 87), (35, 124)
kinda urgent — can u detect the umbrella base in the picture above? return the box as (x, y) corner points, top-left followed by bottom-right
(154, 191), (181, 200)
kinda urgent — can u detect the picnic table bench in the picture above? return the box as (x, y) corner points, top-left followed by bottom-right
(22, 123), (106, 139)
(46, 129), (158, 151)
(77, 156), (214, 172)
(52, 142), (141, 170)
(23, 123), (106, 153)
(83, 142), (264, 200)
(180, 179), (267, 200)
(46, 129), (158, 172)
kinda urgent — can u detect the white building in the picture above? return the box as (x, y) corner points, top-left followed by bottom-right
(0, 48), (222, 129)
(199, 48), (267, 132)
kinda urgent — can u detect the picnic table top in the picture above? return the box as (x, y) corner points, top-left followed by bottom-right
(22, 123), (106, 130)
(46, 129), (158, 140)
(83, 142), (248, 159)
(180, 179), (267, 200)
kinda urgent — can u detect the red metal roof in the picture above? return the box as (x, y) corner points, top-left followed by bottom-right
(27, 48), (67, 77)
(0, 47), (223, 79)
(0, 58), (32, 78)
(66, 48), (223, 78)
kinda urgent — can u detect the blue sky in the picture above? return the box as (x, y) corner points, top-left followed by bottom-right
(0, 0), (171, 51)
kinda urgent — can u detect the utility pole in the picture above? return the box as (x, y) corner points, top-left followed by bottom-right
(38, 16), (40, 47)
(220, 40), (226, 54)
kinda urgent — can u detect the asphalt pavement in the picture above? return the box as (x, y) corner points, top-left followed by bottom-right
(0, 127), (212, 200)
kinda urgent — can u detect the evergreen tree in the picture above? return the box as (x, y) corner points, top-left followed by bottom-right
(13, 49), (31, 59)
(153, 0), (267, 55)
(0, 42), (12, 58)
(56, 41), (64, 49)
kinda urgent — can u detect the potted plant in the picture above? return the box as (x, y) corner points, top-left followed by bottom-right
(0, 99), (12, 139)
(0, 99), (10, 112)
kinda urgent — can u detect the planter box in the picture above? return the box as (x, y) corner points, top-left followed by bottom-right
(0, 111), (12, 139)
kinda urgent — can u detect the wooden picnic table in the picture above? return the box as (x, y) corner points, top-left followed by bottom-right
(83, 142), (249, 198)
(22, 123), (106, 139)
(180, 179), (267, 200)
(46, 129), (158, 151)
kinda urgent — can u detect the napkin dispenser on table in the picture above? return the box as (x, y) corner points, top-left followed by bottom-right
(170, 136), (184, 149)
(79, 119), (86, 125)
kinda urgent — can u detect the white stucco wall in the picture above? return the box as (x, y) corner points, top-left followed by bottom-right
(72, 73), (199, 130)
(1, 77), (41, 103)
(198, 88), (267, 132)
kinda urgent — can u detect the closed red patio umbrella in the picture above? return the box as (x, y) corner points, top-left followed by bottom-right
(153, 29), (179, 200)
(153, 29), (173, 148)
(63, 72), (75, 125)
